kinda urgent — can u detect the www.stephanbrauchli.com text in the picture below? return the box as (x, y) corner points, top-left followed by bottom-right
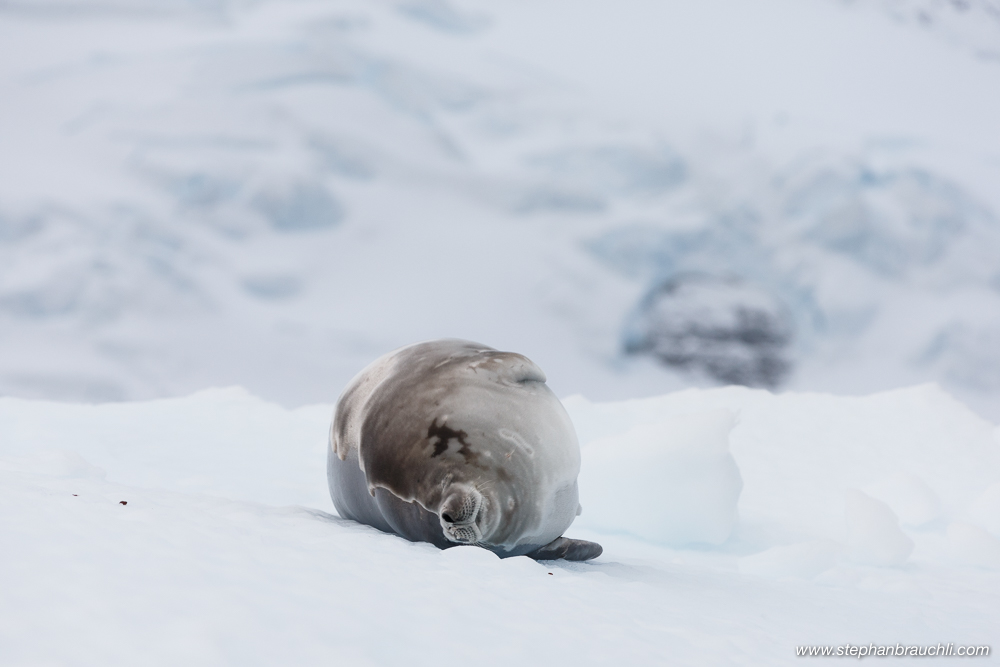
(796, 643), (990, 658)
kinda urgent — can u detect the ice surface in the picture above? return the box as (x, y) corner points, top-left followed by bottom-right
(845, 489), (915, 566)
(864, 471), (943, 527)
(946, 522), (1000, 569)
(2, 384), (999, 665)
(0, 387), (333, 507)
(968, 482), (1000, 535)
(577, 409), (742, 545)
(565, 382), (1000, 544)
(737, 539), (843, 580)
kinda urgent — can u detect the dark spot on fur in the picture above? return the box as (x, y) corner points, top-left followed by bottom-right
(427, 419), (472, 459)
(119, 501), (127, 506)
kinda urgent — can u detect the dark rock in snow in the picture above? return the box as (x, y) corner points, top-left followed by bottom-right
(626, 274), (793, 389)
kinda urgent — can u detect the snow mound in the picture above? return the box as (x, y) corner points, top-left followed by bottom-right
(576, 409), (742, 545)
(845, 489), (914, 566)
(0, 387), (333, 508)
(565, 382), (1000, 560)
(864, 471), (943, 527)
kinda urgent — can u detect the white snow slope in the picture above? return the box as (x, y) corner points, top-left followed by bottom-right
(2, 0), (1000, 418)
(2, 385), (999, 665)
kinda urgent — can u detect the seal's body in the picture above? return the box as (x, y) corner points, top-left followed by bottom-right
(328, 339), (602, 561)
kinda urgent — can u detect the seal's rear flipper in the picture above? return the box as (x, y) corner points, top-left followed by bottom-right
(527, 536), (603, 561)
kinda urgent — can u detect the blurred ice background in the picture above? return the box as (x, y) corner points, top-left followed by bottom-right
(2, 0), (999, 418)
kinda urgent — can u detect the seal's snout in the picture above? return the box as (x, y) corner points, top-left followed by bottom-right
(439, 487), (483, 544)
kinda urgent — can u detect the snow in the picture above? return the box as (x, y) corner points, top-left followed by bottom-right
(864, 471), (943, 527)
(844, 489), (915, 567)
(2, 385), (999, 665)
(567, 383), (1000, 546)
(2, 0), (1000, 420)
(737, 539), (843, 580)
(2, 1), (1000, 661)
(969, 482), (1000, 535)
(946, 522), (1000, 570)
(577, 408), (743, 545)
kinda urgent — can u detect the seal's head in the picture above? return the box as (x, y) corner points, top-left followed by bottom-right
(333, 339), (582, 556)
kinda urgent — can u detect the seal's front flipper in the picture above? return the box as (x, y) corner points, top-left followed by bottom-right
(527, 536), (603, 562)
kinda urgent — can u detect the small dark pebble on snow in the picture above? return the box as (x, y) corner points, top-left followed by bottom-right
(120, 501), (127, 506)
(548, 572), (553, 575)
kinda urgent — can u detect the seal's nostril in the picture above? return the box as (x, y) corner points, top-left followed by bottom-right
(442, 513), (454, 524)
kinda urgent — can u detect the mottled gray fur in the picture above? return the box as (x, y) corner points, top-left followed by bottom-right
(327, 339), (602, 561)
